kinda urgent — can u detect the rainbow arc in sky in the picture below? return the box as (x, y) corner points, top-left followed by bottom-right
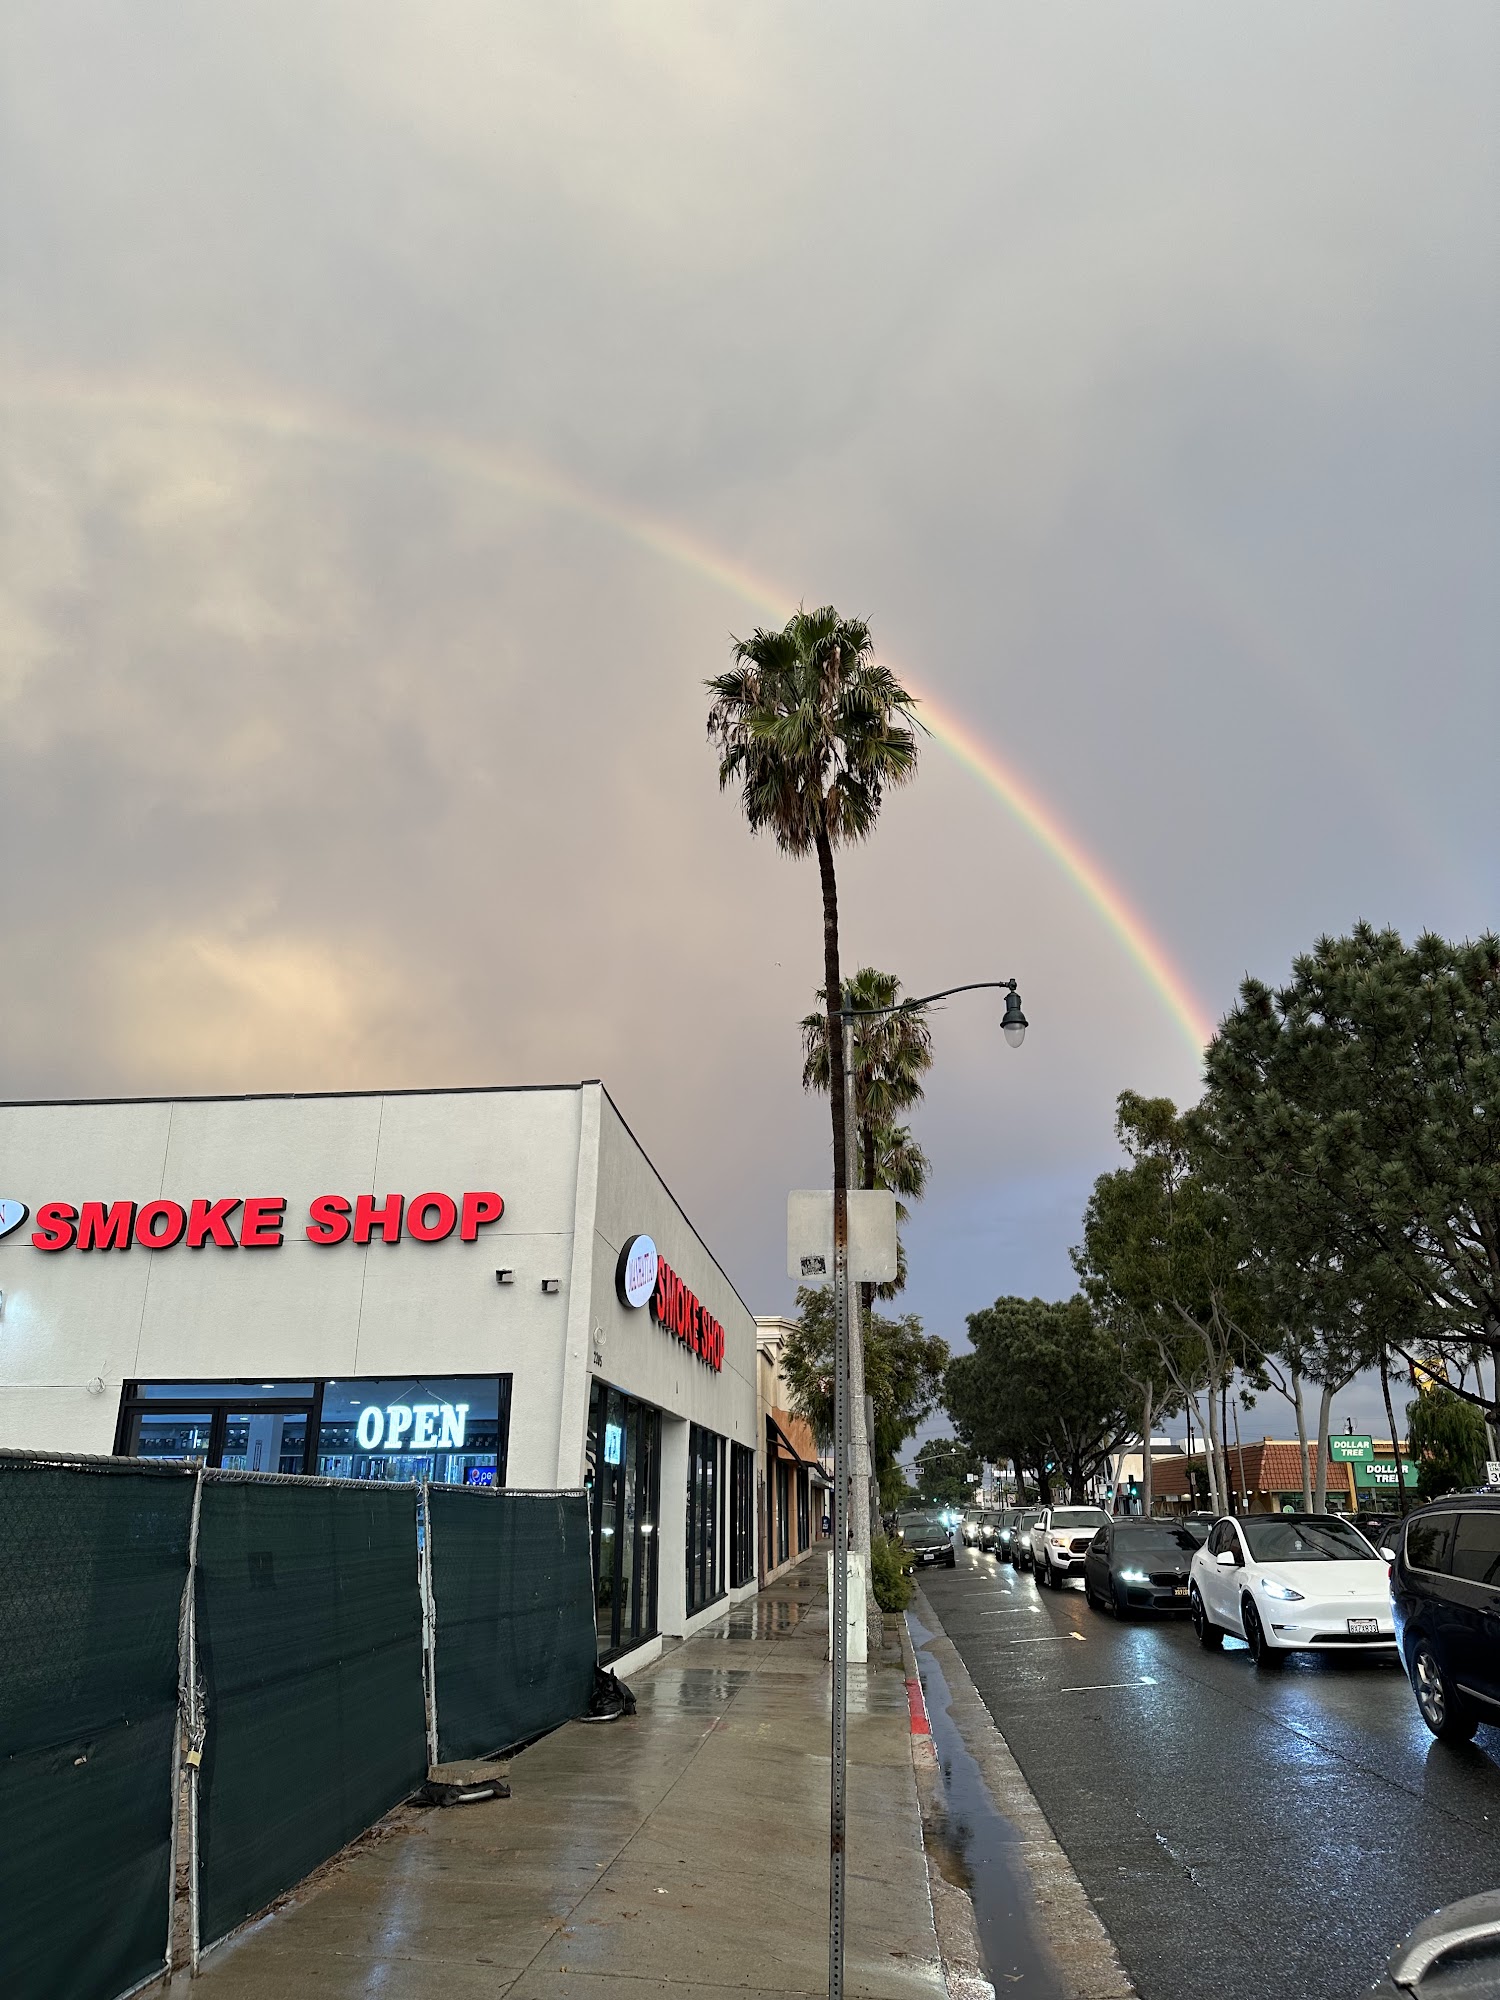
(6, 371), (1215, 1055)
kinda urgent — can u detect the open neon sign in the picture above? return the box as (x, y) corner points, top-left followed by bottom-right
(354, 1402), (469, 1451)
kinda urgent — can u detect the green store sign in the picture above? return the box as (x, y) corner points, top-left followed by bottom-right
(1351, 1460), (1410, 1488)
(1328, 1435), (1374, 1462)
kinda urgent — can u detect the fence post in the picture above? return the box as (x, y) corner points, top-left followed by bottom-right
(183, 1468), (205, 1976)
(419, 1481), (439, 1771)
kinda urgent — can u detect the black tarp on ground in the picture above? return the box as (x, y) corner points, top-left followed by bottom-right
(194, 1477), (426, 1949)
(0, 1458), (195, 2000)
(429, 1487), (595, 1761)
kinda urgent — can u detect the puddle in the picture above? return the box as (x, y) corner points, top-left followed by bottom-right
(908, 1612), (1064, 1997)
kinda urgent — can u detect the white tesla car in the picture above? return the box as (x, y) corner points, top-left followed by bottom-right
(1188, 1513), (1398, 1666)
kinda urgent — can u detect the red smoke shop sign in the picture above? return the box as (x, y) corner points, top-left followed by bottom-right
(614, 1234), (723, 1373)
(4, 1191), (504, 1252)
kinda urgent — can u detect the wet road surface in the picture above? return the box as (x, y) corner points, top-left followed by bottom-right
(921, 1543), (1500, 2000)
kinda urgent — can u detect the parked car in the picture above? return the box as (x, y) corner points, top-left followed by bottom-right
(1351, 1511), (1403, 1548)
(1365, 1888), (1500, 1997)
(960, 1506), (986, 1547)
(1083, 1518), (1204, 1615)
(990, 1509), (1022, 1560)
(1188, 1513), (1397, 1666)
(1030, 1505), (1112, 1587)
(897, 1507), (957, 1569)
(1390, 1493), (1500, 1742)
(1010, 1507), (1045, 1568)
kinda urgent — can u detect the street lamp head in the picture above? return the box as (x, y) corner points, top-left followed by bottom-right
(1001, 986), (1028, 1049)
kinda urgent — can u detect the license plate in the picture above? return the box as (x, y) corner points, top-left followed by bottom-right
(1174, 1586), (1189, 1597)
(1347, 1618), (1378, 1635)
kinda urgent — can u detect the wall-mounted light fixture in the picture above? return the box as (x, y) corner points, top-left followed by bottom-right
(86, 1376), (104, 1396)
(495, 1269), (514, 1285)
(541, 1277), (560, 1294)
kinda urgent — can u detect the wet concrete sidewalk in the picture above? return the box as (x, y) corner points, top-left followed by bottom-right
(182, 1556), (946, 1999)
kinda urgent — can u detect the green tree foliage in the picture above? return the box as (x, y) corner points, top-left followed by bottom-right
(1203, 927), (1500, 1429)
(911, 1436), (980, 1508)
(943, 1296), (1131, 1505)
(869, 1533), (915, 1613)
(1073, 1094), (1262, 1514)
(781, 1284), (948, 1512)
(707, 609), (921, 1580)
(1406, 1384), (1489, 1501)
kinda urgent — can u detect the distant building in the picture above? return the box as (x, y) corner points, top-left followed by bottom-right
(1151, 1436), (1416, 1515)
(755, 1316), (831, 1580)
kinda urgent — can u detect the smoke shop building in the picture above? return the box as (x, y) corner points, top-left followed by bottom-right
(0, 1082), (759, 1668)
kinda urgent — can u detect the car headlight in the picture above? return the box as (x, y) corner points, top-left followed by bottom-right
(1118, 1568), (1149, 1583)
(1260, 1579), (1305, 1602)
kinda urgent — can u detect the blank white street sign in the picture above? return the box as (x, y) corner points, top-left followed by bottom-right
(787, 1189), (898, 1284)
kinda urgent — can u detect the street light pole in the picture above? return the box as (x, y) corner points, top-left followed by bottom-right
(825, 975), (1026, 2000)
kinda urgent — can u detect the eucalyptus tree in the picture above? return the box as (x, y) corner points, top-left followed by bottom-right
(944, 1295), (1132, 1506)
(1203, 927), (1500, 1432)
(1073, 1092), (1265, 1516)
(706, 610), (920, 1594)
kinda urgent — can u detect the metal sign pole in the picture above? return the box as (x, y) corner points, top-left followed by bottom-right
(828, 1018), (852, 2000)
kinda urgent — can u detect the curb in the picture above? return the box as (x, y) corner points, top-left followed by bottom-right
(910, 1587), (1137, 2000)
(900, 1612), (993, 2000)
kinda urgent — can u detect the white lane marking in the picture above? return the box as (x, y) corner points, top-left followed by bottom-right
(1008, 1633), (1086, 1644)
(1061, 1676), (1158, 1692)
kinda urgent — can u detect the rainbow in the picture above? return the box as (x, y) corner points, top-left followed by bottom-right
(3, 370), (1214, 1055)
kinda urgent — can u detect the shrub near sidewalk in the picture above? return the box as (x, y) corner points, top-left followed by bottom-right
(871, 1532), (916, 1612)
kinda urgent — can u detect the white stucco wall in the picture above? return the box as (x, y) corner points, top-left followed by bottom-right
(0, 1083), (760, 1626)
(0, 1087), (588, 1484)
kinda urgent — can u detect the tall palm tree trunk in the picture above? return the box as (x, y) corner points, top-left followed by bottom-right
(1380, 1349), (1409, 1513)
(815, 826), (875, 1615)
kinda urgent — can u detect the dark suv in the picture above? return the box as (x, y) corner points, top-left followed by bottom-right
(1390, 1495), (1500, 1742)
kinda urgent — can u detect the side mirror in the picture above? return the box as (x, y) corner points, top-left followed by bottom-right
(1380, 1546), (1397, 1562)
(1216, 1550), (1237, 1568)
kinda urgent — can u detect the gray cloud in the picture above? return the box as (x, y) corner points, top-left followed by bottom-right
(2, 4), (1496, 1448)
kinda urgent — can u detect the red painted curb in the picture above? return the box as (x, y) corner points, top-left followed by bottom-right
(905, 1676), (931, 1736)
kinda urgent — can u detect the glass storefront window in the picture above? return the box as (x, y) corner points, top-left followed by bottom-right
(131, 1412), (215, 1462)
(687, 1422), (726, 1615)
(116, 1375), (510, 1485)
(587, 1380), (661, 1661)
(314, 1376), (509, 1486)
(221, 1412), (308, 1475)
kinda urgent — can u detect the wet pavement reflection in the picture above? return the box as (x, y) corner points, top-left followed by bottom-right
(922, 1543), (1500, 2000)
(909, 1611), (1064, 1997)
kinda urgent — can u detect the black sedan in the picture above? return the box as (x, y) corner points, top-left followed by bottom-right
(1083, 1517), (1207, 1615)
(898, 1508), (957, 1569)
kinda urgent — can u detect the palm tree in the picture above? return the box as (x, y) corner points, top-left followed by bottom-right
(803, 967), (933, 1290)
(707, 609), (921, 1584)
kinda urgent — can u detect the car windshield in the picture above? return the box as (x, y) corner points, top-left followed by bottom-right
(1018, 1510), (1043, 1528)
(1240, 1517), (1378, 1562)
(900, 1513), (949, 1536)
(1050, 1509), (1109, 1530)
(1110, 1524), (1203, 1556)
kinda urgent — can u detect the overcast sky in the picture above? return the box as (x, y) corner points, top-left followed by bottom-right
(3, 4), (1496, 1446)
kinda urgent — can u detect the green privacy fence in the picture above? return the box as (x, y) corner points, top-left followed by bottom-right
(428, 1487), (596, 1761)
(193, 1475), (429, 1949)
(0, 1457), (196, 2000)
(0, 1454), (597, 1997)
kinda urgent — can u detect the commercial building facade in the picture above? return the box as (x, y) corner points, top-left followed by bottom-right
(755, 1315), (830, 1579)
(1151, 1437), (1418, 1515)
(0, 1081), (759, 1667)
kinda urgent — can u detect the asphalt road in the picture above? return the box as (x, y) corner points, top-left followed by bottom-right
(918, 1541), (1500, 2000)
